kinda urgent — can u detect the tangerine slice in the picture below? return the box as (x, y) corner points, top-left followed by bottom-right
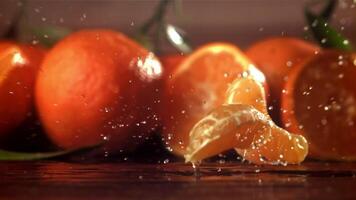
(184, 77), (308, 165)
(282, 50), (356, 161)
(225, 77), (268, 115)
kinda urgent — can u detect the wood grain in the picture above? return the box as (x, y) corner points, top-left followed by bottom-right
(0, 161), (356, 199)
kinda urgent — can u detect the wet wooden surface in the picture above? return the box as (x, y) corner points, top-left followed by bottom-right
(0, 161), (356, 200)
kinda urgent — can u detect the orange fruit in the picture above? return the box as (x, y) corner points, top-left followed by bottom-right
(246, 37), (319, 123)
(162, 43), (266, 156)
(0, 41), (45, 137)
(159, 54), (186, 78)
(35, 29), (163, 152)
(282, 50), (356, 161)
(184, 78), (308, 165)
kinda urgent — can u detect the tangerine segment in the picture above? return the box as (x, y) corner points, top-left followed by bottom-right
(184, 104), (308, 164)
(36, 30), (162, 151)
(282, 50), (356, 161)
(225, 77), (308, 164)
(225, 77), (268, 115)
(224, 77), (273, 163)
(162, 43), (266, 156)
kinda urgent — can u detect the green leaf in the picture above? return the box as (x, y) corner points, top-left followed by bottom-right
(30, 26), (72, 47)
(0, 143), (102, 161)
(305, 0), (353, 51)
(305, 11), (353, 51)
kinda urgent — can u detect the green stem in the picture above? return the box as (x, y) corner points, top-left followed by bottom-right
(305, 0), (353, 51)
(4, 0), (26, 39)
(139, 0), (172, 34)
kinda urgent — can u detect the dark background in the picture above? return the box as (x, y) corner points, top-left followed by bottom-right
(0, 0), (355, 52)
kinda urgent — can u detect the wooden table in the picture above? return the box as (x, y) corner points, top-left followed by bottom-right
(1, 161), (356, 200)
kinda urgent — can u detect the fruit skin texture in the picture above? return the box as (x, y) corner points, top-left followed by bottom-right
(35, 29), (163, 151)
(281, 50), (356, 161)
(159, 54), (186, 78)
(246, 37), (319, 124)
(162, 43), (266, 156)
(0, 41), (45, 137)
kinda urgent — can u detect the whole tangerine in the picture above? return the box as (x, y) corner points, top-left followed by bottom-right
(35, 29), (163, 152)
(0, 41), (45, 137)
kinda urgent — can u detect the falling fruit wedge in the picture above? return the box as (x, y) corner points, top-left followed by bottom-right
(184, 77), (308, 165)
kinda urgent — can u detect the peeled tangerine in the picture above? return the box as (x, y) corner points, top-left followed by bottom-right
(184, 77), (308, 165)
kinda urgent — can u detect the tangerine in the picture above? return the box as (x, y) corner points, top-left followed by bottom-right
(0, 41), (45, 137)
(282, 50), (356, 161)
(35, 29), (163, 152)
(159, 54), (186, 78)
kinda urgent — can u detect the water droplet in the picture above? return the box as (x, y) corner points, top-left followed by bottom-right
(286, 61), (293, 67)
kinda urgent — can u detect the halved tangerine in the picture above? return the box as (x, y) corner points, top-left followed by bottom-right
(161, 43), (266, 156)
(282, 50), (356, 161)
